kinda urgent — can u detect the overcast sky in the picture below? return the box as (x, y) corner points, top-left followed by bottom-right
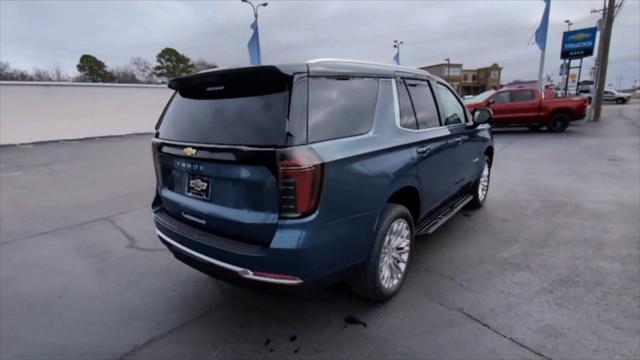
(1, 0), (639, 87)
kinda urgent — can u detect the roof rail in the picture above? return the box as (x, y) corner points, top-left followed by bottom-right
(306, 58), (430, 74)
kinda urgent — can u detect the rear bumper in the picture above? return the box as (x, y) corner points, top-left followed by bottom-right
(572, 112), (587, 121)
(153, 207), (377, 289)
(572, 106), (588, 121)
(157, 229), (302, 285)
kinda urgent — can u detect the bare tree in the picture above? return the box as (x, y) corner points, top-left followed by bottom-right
(32, 68), (54, 81)
(130, 57), (156, 84)
(0, 62), (9, 78)
(112, 65), (140, 84)
(27, 66), (70, 82)
(49, 66), (69, 82)
(0, 62), (32, 81)
(192, 59), (218, 73)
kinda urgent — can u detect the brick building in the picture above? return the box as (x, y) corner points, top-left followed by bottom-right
(420, 63), (502, 96)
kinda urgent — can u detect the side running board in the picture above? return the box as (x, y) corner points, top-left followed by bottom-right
(415, 194), (473, 235)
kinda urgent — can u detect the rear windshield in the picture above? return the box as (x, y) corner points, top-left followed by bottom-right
(158, 92), (288, 146)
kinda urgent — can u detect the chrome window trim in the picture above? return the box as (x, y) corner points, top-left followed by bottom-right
(156, 230), (303, 285)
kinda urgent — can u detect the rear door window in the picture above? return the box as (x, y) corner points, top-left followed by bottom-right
(308, 77), (379, 143)
(510, 90), (535, 102)
(397, 79), (418, 130)
(405, 79), (440, 129)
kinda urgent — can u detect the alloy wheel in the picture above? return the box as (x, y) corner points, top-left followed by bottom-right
(478, 161), (490, 202)
(378, 218), (411, 290)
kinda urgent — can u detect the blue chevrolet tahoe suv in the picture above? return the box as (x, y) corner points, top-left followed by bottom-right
(152, 59), (494, 301)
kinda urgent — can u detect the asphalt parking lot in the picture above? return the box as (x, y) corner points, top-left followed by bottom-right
(1, 102), (639, 359)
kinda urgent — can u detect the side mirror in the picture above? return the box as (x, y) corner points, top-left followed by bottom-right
(488, 98), (495, 105)
(472, 108), (492, 126)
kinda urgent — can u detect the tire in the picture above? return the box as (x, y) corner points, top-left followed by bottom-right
(350, 204), (414, 302)
(616, 98), (625, 104)
(547, 113), (570, 133)
(468, 156), (491, 209)
(528, 125), (543, 131)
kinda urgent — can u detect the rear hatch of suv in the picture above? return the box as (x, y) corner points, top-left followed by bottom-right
(152, 66), (310, 246)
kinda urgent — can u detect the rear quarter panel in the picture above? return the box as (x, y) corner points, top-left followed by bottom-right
(539, 96), (588, 121)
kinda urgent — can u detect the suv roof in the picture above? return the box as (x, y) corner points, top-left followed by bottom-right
(168, 59), (434, 90)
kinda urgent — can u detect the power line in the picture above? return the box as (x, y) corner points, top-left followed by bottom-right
(613, 0), (626, 19)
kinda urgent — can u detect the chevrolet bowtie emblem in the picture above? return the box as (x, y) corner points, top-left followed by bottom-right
(189, 178), (208, 191)
(568, 32), (591, 41)
(183, 147), (197, 156)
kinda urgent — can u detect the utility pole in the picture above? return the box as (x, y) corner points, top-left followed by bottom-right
(591, 0), (607, 103)
(590, 0), (616, 122)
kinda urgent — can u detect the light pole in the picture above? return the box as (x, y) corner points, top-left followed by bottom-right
(242, 0), (268, 65)
(564, 19), (573, 31)
(562, 19), (573, 96)
(444, 57), (451, 78)
(393, 40), (403, 65)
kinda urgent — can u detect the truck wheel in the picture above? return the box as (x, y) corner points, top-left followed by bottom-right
(468, 156), (491, 209)
(547, 113), (570, 133)
(616, 98), (625, 104)
(350, 204), (414, 302)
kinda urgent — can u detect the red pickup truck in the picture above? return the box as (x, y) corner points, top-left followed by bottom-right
(465, 88), (588, 132)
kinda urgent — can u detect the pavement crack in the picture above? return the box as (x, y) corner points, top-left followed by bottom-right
(0, 205), (149, 246)
(424, 268), (466, 289)
(105, 217), (164, 252)
(117, 307), (214, 359)
(435, 300), (551, 360)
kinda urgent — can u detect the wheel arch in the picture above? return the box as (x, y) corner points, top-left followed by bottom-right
(386, 186), (421, 225)
(550, 107), (572, 118)
(484, 146), (494, 167)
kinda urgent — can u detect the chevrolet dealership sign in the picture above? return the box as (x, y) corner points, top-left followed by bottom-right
(561, 27), (597, 59)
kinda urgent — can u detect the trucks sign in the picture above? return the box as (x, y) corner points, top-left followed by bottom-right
(561, 27), (597, 59)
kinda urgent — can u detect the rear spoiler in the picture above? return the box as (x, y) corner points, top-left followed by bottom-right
(168, 65), (301, 93)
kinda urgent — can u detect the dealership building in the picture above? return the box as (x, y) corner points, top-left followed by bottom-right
(419, 63), (502, 96)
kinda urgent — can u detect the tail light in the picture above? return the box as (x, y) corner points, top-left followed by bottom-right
(277, 147), (324, 218)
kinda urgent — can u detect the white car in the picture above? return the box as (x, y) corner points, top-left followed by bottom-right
(586, 89), (631, 104)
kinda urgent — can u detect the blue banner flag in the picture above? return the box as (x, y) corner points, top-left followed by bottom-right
(247, 18), (261, 65)
(393, 51), (400, 65)
(534, 0), (551, 50)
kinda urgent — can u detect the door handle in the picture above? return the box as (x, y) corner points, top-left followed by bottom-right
(416, 146), (431, 157)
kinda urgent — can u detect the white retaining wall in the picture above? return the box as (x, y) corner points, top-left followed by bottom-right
(0, 81), (174, 145)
